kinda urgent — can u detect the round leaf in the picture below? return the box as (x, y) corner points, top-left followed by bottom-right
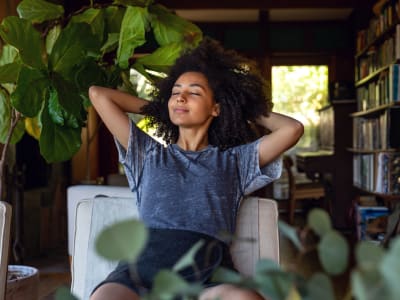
(351, 269), (390, 300)
(17, 0), (64, 24)
(95, 219), (148, 261)
(307, 208), (332, 236)
(355, 241), (384, 270)
(317, 230), (349, 275)
(307, 272), (335, 300)
(150, 270), (190, 298)
(278, 220), (303, 251)
(172, 240), (204, 272)
(379, 238), (400, 298)
(55, 286), (78, 300)
(45, 25), (61, 55)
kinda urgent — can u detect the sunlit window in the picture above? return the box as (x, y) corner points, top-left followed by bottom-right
(272, 66), (329, 150)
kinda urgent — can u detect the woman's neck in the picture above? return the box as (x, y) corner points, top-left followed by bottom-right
(176, 128), (209, 151)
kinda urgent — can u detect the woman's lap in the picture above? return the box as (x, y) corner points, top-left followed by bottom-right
(91, 228), (236, 297)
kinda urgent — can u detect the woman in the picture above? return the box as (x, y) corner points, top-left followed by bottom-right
(89, 38), (303, 300)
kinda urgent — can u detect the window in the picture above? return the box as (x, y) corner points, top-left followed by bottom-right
(271, 65), (329, 150)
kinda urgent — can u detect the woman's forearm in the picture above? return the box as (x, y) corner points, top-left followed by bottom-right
(89, 86), (149, 114)
(88, 86), (150, 149)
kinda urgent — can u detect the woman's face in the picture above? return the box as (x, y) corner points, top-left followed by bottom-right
(168, 72), (220, 129)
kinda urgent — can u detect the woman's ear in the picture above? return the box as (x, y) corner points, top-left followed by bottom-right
(212, 103), (220, 117)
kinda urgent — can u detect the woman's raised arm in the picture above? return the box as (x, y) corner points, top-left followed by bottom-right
(256, 112), (304, 167)
(88, 86), (150, 149)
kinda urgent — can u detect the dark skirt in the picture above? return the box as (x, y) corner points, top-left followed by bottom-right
(92, 228), (236, 297)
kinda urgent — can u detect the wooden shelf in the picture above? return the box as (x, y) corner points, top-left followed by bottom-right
(350, 103), (400, 117)
(355, 64), (393, 87)
(348, 148), (400, 154)
(354, 185), (400, 200)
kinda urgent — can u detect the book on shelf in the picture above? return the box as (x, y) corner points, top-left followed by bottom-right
(352, 106), (400, 149)
(356, 204), (389, 243)
(353, 152), (400, 195)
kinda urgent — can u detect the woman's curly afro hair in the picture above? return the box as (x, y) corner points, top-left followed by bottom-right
(141, 37), (273, 150)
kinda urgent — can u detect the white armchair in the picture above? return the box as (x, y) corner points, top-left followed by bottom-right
(0, 201), (12, 299)
(67, 186), (280, 299)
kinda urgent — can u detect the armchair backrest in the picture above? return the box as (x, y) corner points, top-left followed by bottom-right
(0, 201), (12, 300)
(71, 196), (279, 299)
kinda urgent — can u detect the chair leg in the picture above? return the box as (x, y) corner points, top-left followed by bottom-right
(289, 197), (296, 225)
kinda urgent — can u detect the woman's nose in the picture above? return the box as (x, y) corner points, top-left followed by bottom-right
(176, 94), (186, 103)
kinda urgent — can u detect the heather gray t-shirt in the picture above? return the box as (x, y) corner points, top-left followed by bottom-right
(116, 120), (282, 241)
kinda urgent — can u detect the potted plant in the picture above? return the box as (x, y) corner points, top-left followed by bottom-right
(0, 0), (202, 297)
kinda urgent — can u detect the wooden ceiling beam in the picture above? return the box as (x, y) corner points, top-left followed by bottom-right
(158, 0), (358, 9)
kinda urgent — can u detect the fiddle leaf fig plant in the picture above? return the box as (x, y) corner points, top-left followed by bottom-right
(0, 0), (202, 163)
(0, 0), (202, 196)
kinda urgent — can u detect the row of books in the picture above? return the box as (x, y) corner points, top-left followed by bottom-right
(356, 32), (397, 82)
(356, 64), (400, 111)
(353, 152), (400, 194)
(356, 0), (400, 54)
(353, 107), (400, 150)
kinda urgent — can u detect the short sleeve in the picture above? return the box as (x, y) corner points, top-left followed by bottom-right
(114, 120), (159, 191)
(233, 138), (282, 195)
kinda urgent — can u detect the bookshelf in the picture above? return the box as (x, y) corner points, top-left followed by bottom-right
(353, 0), (400, 242)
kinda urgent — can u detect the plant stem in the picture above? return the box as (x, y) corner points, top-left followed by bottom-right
(0, 108), (21, 200)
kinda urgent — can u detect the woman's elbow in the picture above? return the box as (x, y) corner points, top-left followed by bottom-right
(291, 120), (304, 143)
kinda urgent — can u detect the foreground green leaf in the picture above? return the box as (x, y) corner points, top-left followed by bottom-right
(17, 0), (64, 23)
(55, 286), (78, 300)
(117, 6), (148, 68)
(96, 219), (148, 261)
(379, 238), (400, 299)
(150, 270), (190, 299)
(355, 241), (384, 271)
(255, 271), (298, 300)
(278, 220), (303, 251)
(172, 240), (204, 272)
(352, 269), (390, 300)
(307, 273), (335, 300)
(307, 208), (332, 237)
(45, 25), (61, 55)
(71, 8), (105, 45)
(0, 16), (44, 68)
(0, 45), (18, 65)
(317, 230), (349, 275)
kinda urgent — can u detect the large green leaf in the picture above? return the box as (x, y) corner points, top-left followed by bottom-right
(317, 230), (349, 275)
(135, 42), (184, 73)
(95, 219), (148, 261)
(0, 45), (18, 65)
(48, 87), (79, 128)
(49, 22), (99, 79)
(307, 273), (335, 300)
(101, 33), (120, 54)
(307, 208), (332, 237)
(45, 25), (61, 55)
(51, 73), (84, 121)
(149, 4), (202, 46)
(71, 8), (105, 45)
(0, 90), (25, 144)
(39, 104), (81, 162)
(74, 58), (107, 94)
(11, 66), (49, 117)
(17, 0), (64, 23)
(0, 62), (21, 83)
(103, 6), (125, 33)
(254, 271), (298, 300)
(0, 16), (44, 69)
(117, 6), (148, 69)
(113, 0), (153, 7)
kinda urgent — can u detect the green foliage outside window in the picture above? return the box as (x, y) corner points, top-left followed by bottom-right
(272, 66), (329, 149)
